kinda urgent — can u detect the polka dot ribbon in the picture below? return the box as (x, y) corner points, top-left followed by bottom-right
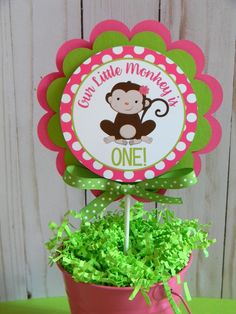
(63, 165), (197, 221)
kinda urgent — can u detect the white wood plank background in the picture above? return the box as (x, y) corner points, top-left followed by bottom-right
(0, 0), (235, 302)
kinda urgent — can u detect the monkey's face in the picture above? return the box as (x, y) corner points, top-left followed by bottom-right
(107, 89), (149, 114)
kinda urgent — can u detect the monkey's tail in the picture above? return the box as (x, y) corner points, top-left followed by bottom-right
(141, 98), (169, 121)
(152, 98), (169, 117)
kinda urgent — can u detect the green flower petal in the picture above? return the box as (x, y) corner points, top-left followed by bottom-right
(191, 118), (212, 151)
(93, 31), (129, 52)
(130, 32), (166, 53)
(64, 149), (81, 167)
(47, 77), (67, 112)
(63, 48), (93, 77)
(171, 152), (194, 171)
(48, 114), (66, 147)
(192, 80), (212, 115)
(166, 50), (196, 79)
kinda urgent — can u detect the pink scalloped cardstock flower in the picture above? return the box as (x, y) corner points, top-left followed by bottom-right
(37, 19), (222, 189)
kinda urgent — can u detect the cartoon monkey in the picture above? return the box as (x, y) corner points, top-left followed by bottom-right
(100, 81), (169, 145)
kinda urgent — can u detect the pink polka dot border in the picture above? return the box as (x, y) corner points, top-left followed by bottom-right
(60, 46), (198, 182)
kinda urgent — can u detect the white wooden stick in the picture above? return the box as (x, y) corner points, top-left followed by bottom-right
(124, 195), (131, 255)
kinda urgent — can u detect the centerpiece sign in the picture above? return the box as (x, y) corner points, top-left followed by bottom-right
(37, 20), (222, 314)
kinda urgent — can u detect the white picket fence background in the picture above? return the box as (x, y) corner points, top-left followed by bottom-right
(0, 0), (236, 301)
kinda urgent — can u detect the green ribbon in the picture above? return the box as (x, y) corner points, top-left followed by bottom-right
(63, 165), (197, 221)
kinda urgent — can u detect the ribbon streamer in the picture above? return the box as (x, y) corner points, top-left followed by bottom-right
(63, 165), (197, 220)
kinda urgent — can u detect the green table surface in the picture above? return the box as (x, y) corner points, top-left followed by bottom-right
(0, 297), (235, 314)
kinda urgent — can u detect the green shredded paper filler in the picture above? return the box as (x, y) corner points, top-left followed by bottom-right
(46, 202), (215, 313)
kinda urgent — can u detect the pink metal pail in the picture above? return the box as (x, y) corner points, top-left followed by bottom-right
(59, 255), (192, 314)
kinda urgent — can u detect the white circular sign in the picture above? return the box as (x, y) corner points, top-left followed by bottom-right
(60, 46), (197, 182)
